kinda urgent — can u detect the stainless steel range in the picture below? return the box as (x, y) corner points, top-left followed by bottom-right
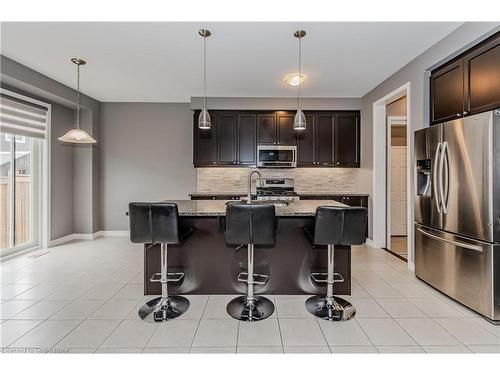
(256, 178), (299, 202)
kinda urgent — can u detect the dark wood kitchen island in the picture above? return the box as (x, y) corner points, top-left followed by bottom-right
(143, 200), (353, 296)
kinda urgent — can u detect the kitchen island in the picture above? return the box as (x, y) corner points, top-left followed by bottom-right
(143, 199), (353, 296)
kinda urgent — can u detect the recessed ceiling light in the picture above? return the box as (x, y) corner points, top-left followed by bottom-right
(284, 73), (305, 87)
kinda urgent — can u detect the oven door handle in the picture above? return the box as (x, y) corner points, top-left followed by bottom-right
(416, 227), (483, 252)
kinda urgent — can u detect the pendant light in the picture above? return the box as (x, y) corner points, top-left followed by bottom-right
(58, 58), (97, 144)
(293, 30), (307, 131)
(198, 29), (212, 130)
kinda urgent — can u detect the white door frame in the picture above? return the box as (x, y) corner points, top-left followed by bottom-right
(372, 82), (414, 270)
(386, 116), (407, 250)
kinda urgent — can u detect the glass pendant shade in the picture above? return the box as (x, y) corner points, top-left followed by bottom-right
(59, 58), (97, 144)
(198, 108), (212, 130)
(58, 128), (97, 144)
(293, 109), (306, 130)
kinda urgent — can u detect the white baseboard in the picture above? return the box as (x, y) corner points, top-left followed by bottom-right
(50, 231), (129, 247)
(95, 230), (129, 237)
(49, 234), (76, 247)
(365, 238), (379, 248)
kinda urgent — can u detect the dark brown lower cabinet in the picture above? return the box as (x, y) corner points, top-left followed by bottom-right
(300, 194), (369, 236)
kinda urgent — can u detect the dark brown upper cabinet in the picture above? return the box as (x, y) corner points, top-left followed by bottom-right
(430, 61), (465, 124)
(257, 114), (277, 144)
(296, 111), (360, 168)
(316, 113), (335, 166)
(193, 110), (218, 166)
(334, 113), (360, 167)
(464, 35), (500, 116)
(194, 110), (360, 168)
(430, 32), (500, 125)
(276, 112), (297, 145)
(257, 112), (296, 146)
(296, 114), (315, 166)
(217, 112), (238, 165)
(193, 110), (257, 167)
(237, 113), (257, 165)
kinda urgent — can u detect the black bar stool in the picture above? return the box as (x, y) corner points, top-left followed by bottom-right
(304, 206), (367, 321)
(128, 202), (194, 322)
(225, 203), (276, 321)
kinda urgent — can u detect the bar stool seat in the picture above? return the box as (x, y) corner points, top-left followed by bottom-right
(225, 202), (276, 321)
(129, 202), (194, 322)
(304, 206), (367, 321)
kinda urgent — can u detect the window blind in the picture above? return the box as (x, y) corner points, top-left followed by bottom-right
(0, 94), (48, 139)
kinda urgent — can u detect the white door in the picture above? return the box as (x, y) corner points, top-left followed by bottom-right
(391, 146), (407, 235)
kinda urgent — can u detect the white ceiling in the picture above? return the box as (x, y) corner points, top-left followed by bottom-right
(0, 22), (462, 102)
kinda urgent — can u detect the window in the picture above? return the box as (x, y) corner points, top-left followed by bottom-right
(0, 90), (49, 256)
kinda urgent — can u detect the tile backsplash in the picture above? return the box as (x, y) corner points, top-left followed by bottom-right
(196, 167), (366, 193)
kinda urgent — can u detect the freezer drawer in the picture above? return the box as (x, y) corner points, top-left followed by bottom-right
(415, 223), (500, 321)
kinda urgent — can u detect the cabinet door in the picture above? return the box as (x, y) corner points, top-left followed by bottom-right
(217, 112), (238, 165)
(277, 113), (297, 145)
(296, 113), (315, 166)
(316, 113), (334, 166)
(430, 61), (464, 124)
(258, 114), (277, 144)
(238, 114), (257, 165)
(193, 110), (217, 166)
(334, 113), (360, 167)
(464, 35), (500, 115)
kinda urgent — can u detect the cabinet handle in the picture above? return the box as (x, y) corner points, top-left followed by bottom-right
(456, 113), (461, 117)
(212, 162), (216, 164)
(463, 111), (468, 116)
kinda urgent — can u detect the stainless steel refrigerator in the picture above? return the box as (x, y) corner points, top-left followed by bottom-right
(414, 109), (500, 322)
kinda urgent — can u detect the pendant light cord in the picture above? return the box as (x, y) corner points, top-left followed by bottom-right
(298, 34), (302, 110)
(203, 33), (207, 109)
(76, 63), (81, 130)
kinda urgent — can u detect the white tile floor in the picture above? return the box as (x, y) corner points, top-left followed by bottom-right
(1, 237), (500, 354)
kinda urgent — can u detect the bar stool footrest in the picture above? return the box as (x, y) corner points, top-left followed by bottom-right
(237, 272), (269, 285)
(149, 272), (185, 283)
(310, 272), (344, 283)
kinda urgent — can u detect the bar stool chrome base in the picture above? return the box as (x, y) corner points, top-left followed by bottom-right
(226, 296), (274, 321)
(305, 295), (356, 321)
(138, 296), (190, 322)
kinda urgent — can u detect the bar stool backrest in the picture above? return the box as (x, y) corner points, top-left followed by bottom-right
(313, 206), (367, 246)
(129, 202), (181, 244)
(225, 203), (276, 246)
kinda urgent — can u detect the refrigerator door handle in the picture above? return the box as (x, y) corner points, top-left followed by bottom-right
(438, 141), (448, 214)
(433, 142), (442, 213)
(442, 141), (450, 213)
(416, 227), (483, 252)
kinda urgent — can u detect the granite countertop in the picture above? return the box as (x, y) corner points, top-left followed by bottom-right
(165, 199), (347, 217)
(190, 192), (369, 197)
(189, 192), (247, 196)
(296, 192), (370, 196)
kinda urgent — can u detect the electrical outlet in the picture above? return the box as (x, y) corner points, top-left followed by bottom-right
(328, 175), (333, 183)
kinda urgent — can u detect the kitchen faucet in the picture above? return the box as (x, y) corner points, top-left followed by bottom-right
(247, 170), (263, 203)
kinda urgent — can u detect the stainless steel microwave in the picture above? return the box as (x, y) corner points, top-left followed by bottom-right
(257, 145), (297, 168)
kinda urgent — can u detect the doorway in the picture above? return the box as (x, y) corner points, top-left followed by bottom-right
(386, 108), (408, 260)
(372, 82), (412, 269)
